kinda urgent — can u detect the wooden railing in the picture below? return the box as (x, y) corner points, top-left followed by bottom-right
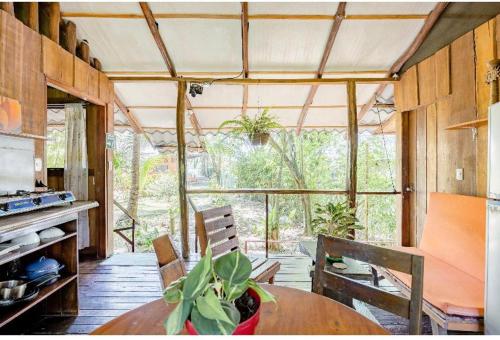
(113, 200), (138, 252)
(187, 188), (400, 258)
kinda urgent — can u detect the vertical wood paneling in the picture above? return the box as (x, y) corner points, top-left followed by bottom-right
(0, 11), (23, 100)
(400, 66), (419, 111)
(408, 110), (417, 246)
(417, 55), (436, 106)
(435, 46), (451, 98)
(474, 19), (496, 197)
(426, 104), (437, 205)
(415, 106), (427, 244)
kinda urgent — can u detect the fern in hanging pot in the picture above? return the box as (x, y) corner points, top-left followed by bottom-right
(163, 246), (275, 335)
(218, 108), (282, 146)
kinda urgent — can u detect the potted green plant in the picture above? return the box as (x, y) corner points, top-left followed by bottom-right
(218, 108), (281, 146)
(163, 247), (275, 335)
(311, 201), (364, 264)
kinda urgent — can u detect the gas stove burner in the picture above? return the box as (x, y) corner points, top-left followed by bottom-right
(0, 191), (76, 217)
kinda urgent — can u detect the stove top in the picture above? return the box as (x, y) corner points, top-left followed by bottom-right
(0, 191), (76, 217)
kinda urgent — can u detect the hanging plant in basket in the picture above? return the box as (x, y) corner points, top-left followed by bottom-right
(218, 108), (282, 146)
(163, 246), (275, 335)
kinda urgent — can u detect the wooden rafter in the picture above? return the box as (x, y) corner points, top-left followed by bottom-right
(358, 2), (449, 121)
(241, 2), (249, 116)
(61, 12), (428, 21)
(139, 1), (205, 147)
(114, 93), (143, 134)
(296, 2), (346, 134)
(105, 70), (389, 77)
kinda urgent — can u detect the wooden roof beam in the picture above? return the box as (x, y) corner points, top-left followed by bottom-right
(358, 2), (448, 121)
(241, 2), (249, 116)
(140, 2), (205, 147)
(114, 93), (144, 134)
(296, 2), (346, 134)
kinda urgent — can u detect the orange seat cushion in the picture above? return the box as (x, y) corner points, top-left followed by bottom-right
(419, 192), (486, 281)
(390, 247), (484, 317)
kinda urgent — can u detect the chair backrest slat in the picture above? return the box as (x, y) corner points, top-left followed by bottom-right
(313, 235), (424, 335)
(153, 234), (187, 289)
(196, 205), (240, 257)
(321, 271), (410, 318)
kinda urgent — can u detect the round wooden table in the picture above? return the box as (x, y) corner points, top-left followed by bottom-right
(92, 285), (387, 335)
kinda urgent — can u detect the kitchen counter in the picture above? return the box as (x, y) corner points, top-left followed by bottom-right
(0, 201), (98, 243)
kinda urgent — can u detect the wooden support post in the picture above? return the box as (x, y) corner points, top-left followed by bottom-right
(265, 193), (269, 259)
(14, 2), (38, 31)
(0, 2), (14, 15)
(60, 19), (77, 54)
(176, 81), (189, 258)
(39, 2), (60, 43)
(347, 80), (358, 213)
(77, 40), (90, 63)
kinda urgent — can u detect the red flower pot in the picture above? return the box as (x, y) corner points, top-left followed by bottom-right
(185, 288), (261, 335)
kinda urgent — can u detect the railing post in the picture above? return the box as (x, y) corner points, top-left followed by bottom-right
(132, 220), (135, 252)
(265, 194), (269, 259)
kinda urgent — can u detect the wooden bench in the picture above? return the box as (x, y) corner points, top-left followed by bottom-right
(195, 205), (281, 283)
(379, 192), (486, 334)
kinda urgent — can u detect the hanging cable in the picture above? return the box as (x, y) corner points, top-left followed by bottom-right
(374, 99), (397, 193)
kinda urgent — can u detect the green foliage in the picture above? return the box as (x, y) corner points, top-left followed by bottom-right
(311, 201), (364, 238)
(218, 108), (282, 138)
(163, 248), (275, 335)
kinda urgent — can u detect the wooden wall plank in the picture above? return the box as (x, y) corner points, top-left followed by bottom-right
(417, 56), (436, 106)
(408, 109), (417, 246)
(474, 19), (496, 197)
(42, 35), (61, 82)
(435, 46), (450, 98)
(88, 67), (99, 99)
(415, 106), (427, 244)
(74, 57), (89, 94)
(402, 65), (419, 111)
(0, 10), (23, 100)
(426, 103), (437, 206)
(60, 47), (74, 86)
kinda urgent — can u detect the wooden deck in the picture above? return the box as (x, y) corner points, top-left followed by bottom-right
(4, 252), (432, 335)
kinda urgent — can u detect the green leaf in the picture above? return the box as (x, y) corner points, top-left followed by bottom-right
(196, 289), (234, 326)
(164, 299), (192, 335)
(183, 246), (213, 300)
(220, 300), (241, 325)
(191, 305), (236, 335)
(248, 279), (276, 303)
(214, 251), (252, 286)
(163, 277), (185, 304)
(223, 281), (248, 302)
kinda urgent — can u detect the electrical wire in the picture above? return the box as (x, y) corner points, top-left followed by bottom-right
(374, 99), (397, 193)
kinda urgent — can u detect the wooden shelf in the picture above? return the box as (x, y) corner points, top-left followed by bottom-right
(444, 118), (488, 130)
(0, 274), (78, 328)
(0, 232), (77, 267)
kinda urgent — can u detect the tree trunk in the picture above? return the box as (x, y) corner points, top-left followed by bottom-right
(268, 134), (313, 235)
(127, 134), (141, 220)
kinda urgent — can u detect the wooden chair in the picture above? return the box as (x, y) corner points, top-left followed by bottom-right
(152, 234), (187, 289)
(313, 235), (424, 335)
(195, 205), (280, 283)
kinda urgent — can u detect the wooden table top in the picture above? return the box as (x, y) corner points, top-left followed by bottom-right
(92, 285), (388, 335)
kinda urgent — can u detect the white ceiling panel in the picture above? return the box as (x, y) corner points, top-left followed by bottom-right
(157, 19), (242, 72)
(150, 2), (241, 14)
(326, 19), (425, 71)
(194, 108), (241, 129)
(189, 85), (243, 107)
(248, 85), (311, 106)
(249, 2), (339, 15)
(114, 82), (178, 106)
(131, 108), (193, 129)
(247, 108), (300, 127)
(250, 20), (332, 71)
(313, 85), (346, 106)
(346, 2), (436, 15)
(71, 18), (166, 72)
(303, 108), (347, 127)
(61, 2), (142, 14)
(357, 83), (382, 104)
